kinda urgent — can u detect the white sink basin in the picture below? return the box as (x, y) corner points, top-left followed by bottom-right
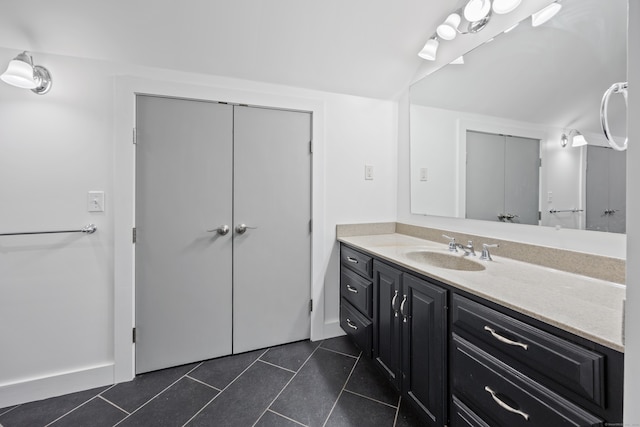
(404, 250), (486, 272)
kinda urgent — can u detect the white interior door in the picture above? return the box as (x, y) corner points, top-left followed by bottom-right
(135, 96), (233, 374)
(232, 106), (312, 353)
(586, 146), (626, 233)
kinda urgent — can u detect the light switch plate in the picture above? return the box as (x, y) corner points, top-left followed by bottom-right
(365, 165), (374, 180)
(420, 168), (428, 181)
(88, 191), (105, 212)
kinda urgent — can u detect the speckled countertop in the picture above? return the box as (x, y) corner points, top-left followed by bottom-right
(338, 233), (625, 352)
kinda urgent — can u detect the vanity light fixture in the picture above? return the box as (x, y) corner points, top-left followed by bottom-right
(463, 0), (491, 22)
(418, 37), (439, 61)
(531, 1), (562, 27)
(0, 51), (52, 95)
(572, 132), (588, 147)
(492, 0), (523, 15)
(560, 133), (569, 147)
(437, 13), (461, 41)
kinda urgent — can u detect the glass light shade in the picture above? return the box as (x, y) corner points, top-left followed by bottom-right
(572, 134), (588, 147)
(436, 13), (461, 41)
(531, 2), (562, 27)
(464, 0), (491, 22)
(492, 0), (523, 15)
(451, 56), (465, 65)
(1, 58), (37, 89)
(418, 38), (439, 61)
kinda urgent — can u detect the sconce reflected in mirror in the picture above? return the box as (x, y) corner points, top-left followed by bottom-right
(561, 129), (588, 148)
(1, 51), (52, 95)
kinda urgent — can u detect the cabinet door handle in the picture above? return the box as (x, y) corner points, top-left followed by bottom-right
(484, 386), (530, 421)
(346, 284), (358, 293)
(346, 318), (358, 330)
(400, 295), (408, 323)
(391, 290), (399, 317)
(346, 256), (359, 264)
(484, 326), (529, 350)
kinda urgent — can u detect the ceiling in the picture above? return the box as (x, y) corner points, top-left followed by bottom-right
(0, 0), (460, 99)
(410, 0), (628, 136)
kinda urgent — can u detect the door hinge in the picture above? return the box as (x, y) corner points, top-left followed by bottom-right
(309, 140), (313, 154)
(539, 158), (542, 167)
(132, 327), (137, 343)
(538, 211), (542, 220)
(309, 219), (313, 233)
(133, 128), (137, 145)
(133, 227), (137, 243)
(309, 299), (313, 312)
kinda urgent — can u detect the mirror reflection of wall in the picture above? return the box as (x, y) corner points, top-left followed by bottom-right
(409, 0), (627, 234)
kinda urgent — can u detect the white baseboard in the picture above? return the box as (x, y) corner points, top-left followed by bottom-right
(322, 320), (345, 340)
(0, 363), (114, 408)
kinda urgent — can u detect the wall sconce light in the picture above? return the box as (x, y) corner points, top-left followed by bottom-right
(561, 129), (588, 148)
(532, 1), (562, 27)
(418, 38), (440, 61)
(1, 51), (52, 95)
(437, 13), (461, 41)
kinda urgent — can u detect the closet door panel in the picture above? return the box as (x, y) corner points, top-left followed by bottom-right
(232, 106), (312, 352)
(135, 96), (233, 373)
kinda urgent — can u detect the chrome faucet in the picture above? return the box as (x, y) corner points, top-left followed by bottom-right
(443, 234), (457, 252)
(480, 243), (500, 261)
(443, 235), (475, 256)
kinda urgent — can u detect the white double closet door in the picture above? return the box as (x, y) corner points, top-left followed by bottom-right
(135, 95), (311, 374)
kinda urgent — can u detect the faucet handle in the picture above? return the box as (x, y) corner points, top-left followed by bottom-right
(466, 241), (476, 256)
(480, 243), (499, 261)
(443, 234), (458, 252)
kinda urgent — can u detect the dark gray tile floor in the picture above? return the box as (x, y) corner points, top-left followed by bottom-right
(0, 337), (425, 427)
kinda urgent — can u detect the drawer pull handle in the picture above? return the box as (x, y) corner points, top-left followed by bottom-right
(346, 256), (359, 264)
(400, 295), (408, 323)
(346, 284), (359, 293)
(391, 290), (399, 317)
(346, 318), (358, 330)
(484, 386), (530, 421)
(484, 326), (529, 350)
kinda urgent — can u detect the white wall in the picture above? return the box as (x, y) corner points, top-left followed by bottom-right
(0, 48), (398, 406)
(624, 1), (639, 424)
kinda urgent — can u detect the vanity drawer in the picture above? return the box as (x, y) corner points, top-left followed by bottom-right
(341, 246), (373, 278)
(451, 396), (491, 427)
(340, 298), (372, 358)
(340, 267), (373, 317)
(452, 294), (605, 406)
(452, 334), (603, 427)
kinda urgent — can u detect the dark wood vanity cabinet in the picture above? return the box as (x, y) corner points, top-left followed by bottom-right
(372, 260), (448, 426)
(339, 243), (623, 427)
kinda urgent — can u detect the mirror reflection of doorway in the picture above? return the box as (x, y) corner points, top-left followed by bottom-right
(586, 146), (626, 233)
(465, 130), (540, 225)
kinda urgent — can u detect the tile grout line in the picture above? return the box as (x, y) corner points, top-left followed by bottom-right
(112, 360), (205, 427)
(392, 395), (403, 427)
(342, 389), (399, 409)
(317, 346), (359, 359)
(42, 384), (117, 427)
(250, 342), (325, 427)
(43, 395), (101, 427)
(181, 348), (270, 427)
(0, 405), (20, 417)
(184, 375), (223, 392)
(256, 358), (298, 374)
(321, 350), (362, 427)
(97, 395), (130, 416)
(266, 409), (309, 427)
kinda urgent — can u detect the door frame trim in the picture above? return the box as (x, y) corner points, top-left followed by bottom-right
(114, 76), (325, 382)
